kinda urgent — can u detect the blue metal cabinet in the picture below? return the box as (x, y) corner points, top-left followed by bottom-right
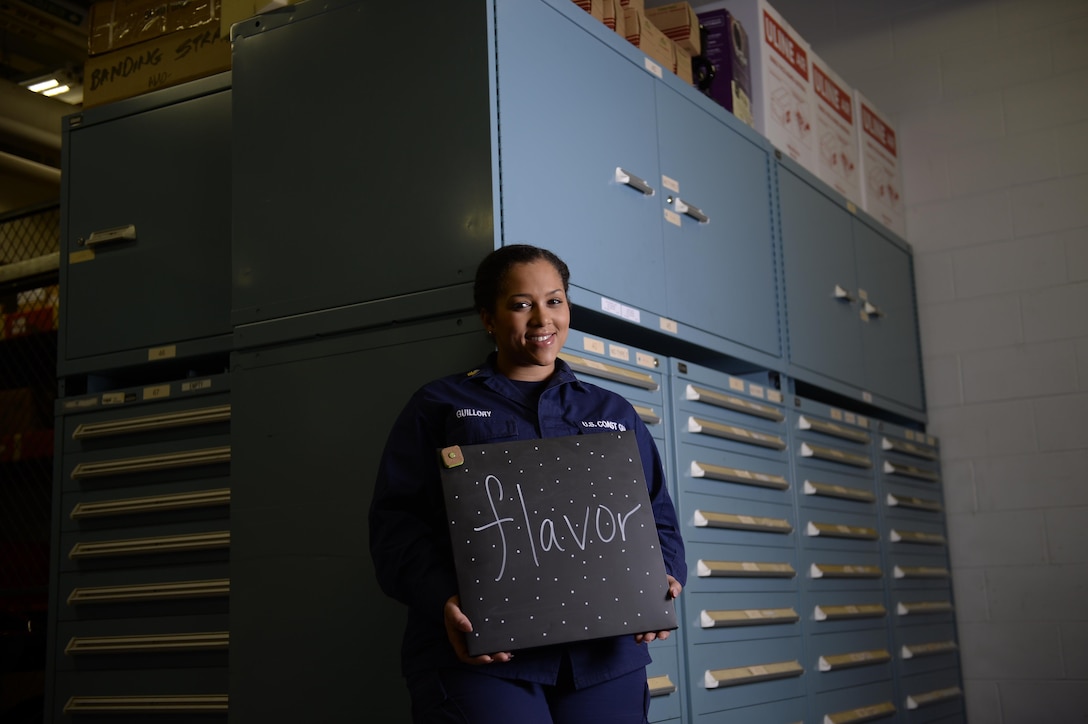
(655, 84), (780, 359)
(778, 160), (925, 415)
(59, 74), (232, 375)
(497, 0), (665, 315)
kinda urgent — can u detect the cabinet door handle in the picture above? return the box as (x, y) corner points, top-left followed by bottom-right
(863, 300), (884, 318)
(615, 167), (654, 195)
(833, 284), (855, 303)
(82, 224), (136, 248)
(673, 197), (709, 223)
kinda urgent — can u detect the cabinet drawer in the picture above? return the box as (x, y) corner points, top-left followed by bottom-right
(62, 437), (231, 494)
(58, 567), (230, 622)
(54, 614), (229, 672)
(646, 638), (682, 723)
(59, 519), (230, 573)
(563, 330), (665, 407)
(802, 590), (890, 635)
(53, 666), (228, 721)
(901, 669), (964, 723)
(680, 492), (796, 548)
(808, 628), (895, 693)
(688, 635), (806, 715)
(801, 549), (885, 592)
(798, 468), (877, 514)
(893, 594), (956, 627)
(61, 482), (231, 534)
(687, 590), (802, 644)
(676, 444), (792, 504)
(812, 679), (898, 724)
(800, 508), (882, 553)
(688, 543), (799, 595)
(895, 624), (961, 679)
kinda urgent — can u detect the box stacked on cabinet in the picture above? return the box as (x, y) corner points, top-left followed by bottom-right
(624, 6), (676, 74)
(696, 9), (753, 127)
(855, 90), (906, 238)
(716, 0), (815, 169)
(668, 360), (807, 722)
(49, 375), (231, 720)
(810, 52), (861, 208)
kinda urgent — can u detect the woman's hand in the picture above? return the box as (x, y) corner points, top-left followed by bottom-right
(444, 595), (513, 665)
(634, 574), (683, 644)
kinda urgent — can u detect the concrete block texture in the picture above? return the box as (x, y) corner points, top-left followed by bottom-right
(1062, 622), (1088, 678)
(951, 565), (990, 621)
(975, 450), (1088, 510)
(1045, 508), (1088, 564)
(960, 340), (1079, 403)
(919, 294), (1023, 356)
(998, 680), (1088, 724)
(922, 354), (963, 409)
(1022, 282), (1088, 343)
(1033, 393), (1088, 451)
(952, 234), (1068, 299)
(908, 188), (1014, 252)
(1011, 174), (1088, 238)
(946, 510), (1048, 568)
(985, 563), (1088, 620)
(963, 680), (1003, 724)
(928, 400), (1036, 460)
(957, 621), (1064, 679)
(1005, 68), (1088, 136)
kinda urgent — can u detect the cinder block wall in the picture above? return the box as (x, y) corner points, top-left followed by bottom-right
(735, 0), (1088, 720)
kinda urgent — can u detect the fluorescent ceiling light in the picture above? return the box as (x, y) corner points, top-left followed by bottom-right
(27, 78), (61, 93)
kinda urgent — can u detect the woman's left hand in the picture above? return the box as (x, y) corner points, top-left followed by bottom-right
(634, 574), (682, 644)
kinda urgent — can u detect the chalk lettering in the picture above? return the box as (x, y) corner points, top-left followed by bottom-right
(175, 27), (221, 60)
(91, 48), (162, 90)
(471, 473), (644, 582)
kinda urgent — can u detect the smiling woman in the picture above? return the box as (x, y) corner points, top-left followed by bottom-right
(369, 244), (686, 724)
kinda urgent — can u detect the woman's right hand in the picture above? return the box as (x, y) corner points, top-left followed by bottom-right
(444, 595), (513, 665)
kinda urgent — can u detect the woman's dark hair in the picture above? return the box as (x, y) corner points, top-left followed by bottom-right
(473, 244), (571, 314)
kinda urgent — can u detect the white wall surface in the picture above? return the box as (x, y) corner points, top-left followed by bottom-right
(681, 0), (1088, 720)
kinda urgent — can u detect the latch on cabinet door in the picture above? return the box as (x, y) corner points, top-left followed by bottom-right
(833, 284), (855, 303)
(862, 300), (884, 318)
(614, 167), (655, 195)
(666, 195), (709, 223)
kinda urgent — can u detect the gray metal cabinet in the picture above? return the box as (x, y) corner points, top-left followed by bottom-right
(229, 0), (497, 327)
(58, 74), (232, 375)
(45, 375), (231, 723)
(778, 160), (924, 414)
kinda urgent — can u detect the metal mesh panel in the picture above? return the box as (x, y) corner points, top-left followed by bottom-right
(0, 203), (58, 723)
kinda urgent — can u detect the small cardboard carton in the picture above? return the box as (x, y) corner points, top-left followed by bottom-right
(645, 2), (700, 56)
(624, 7), (676, 73)
(811, 51), (861, 207)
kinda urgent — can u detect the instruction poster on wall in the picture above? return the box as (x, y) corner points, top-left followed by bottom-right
(439, 432), (677, 656)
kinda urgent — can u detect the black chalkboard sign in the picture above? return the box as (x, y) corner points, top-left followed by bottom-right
(439, 431), (677, 656)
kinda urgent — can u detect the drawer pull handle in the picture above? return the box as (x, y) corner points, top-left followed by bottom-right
(558, 352), (659, 391)
(885, 492), (941, 512)
(647, 675), (676, 697)
(906, 687), (962, 710)
(704, 659), (802, 689)
(800, 442), (872, 468)
(819, 648), (891, 671)
(69, 531), (230, 559)
(883, 461), (939, 482)
(893, 565), (949, 580)
(901, 640), (957, 659)
(798, 415), (870, 444)
(896, 600), (953, 616)
(700, 607), (799, 628)
(823, 700), (896, 723)
(889, 529), (946, 546)
(64, 694), (227, 714)
(673, 197), (708, 223)
(862, 300), (884, 318)
(689, 417), (786, 450)
(814, 604), (886, 621)
(685, 384), (783, 421)
(691, 461), (789, 490)
(695, 510), (792, 534)
(66, 631), (229, 655)
(806, 521), (878, 540)
(881, 436), (937, 460)
(82, 224), (136, 249)
(810, 563), (882, 579)
(73, 404), (231, 440)
(67, 578), (230, 606)
(804, 480), (874, 503)
(71, 446), (231, 480)
(631, 404), (660, 426)
(70, 488), (230, 519)
(697, 560), (795, 578)
(615, 167), (654, 195)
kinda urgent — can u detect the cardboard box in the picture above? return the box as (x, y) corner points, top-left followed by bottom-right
(624, 8), (675, 72)
(718, 0), (815, 168)
(87, 0), (217, 56)
(645, 2), (700, 56)
(674, 42), (693, 84)
(602, 0), (625, 37)
(855, 90), (906, 237)
(619, 0), (643, 11)
(811, 52), (861, 207)
(696, 8), (753, 127)
(571, 0), (604, 22)
(83, 20), (231, 107)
